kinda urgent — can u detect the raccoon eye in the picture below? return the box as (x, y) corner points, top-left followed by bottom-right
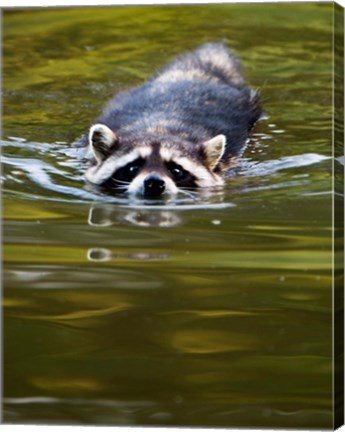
(166, 161), (191, 183)
(112, 158), (144, 183)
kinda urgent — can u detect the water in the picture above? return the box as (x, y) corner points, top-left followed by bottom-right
(2, 3), (338, 428)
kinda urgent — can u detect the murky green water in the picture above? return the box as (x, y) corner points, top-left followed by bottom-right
(2, 3), (339, 428)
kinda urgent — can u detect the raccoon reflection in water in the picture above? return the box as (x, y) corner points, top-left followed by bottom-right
(83, 43), (262, 197)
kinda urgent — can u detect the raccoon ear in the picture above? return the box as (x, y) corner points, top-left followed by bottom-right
(202, 134), (226, 170)
(89, 123), (117, 163)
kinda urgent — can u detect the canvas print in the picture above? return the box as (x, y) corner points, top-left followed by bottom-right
(1, 2), (344, 429)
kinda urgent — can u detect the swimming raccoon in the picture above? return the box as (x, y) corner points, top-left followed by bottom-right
(85, 43), (261, 197)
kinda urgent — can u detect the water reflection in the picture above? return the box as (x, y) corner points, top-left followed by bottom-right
(88, 203), (183, 228)
(87, 199), (234, 228)
(87, 247), (170, 262)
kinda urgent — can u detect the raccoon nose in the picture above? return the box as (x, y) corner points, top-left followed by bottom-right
(143, 175), (165, 196)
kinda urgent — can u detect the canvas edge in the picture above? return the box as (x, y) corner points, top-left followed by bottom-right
(334, 1), (345, 430)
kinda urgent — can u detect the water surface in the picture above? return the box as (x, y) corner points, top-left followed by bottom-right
(2, 3), (337, 428)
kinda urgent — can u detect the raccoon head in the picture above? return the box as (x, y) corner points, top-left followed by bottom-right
(85, 123), (226, 197)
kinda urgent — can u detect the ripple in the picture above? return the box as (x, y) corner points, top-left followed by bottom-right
(239, 153), (330, 177)
(1, 138), (332, 209)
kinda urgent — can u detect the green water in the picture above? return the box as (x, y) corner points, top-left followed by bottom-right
(1, 3), (339, 428)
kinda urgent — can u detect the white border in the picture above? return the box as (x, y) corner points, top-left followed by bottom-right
(0, 0), (344, 8)
(0, 428), (285, 432)
(1, 1), (344, 432)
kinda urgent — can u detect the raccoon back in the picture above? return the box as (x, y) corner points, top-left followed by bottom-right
(152, 42), (246, 88)
(85, 43), (261, 161)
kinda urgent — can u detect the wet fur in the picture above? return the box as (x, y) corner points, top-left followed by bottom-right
(84, 43), (261, 192)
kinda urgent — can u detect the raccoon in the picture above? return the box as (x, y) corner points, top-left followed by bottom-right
(84, 43), (261, 197)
